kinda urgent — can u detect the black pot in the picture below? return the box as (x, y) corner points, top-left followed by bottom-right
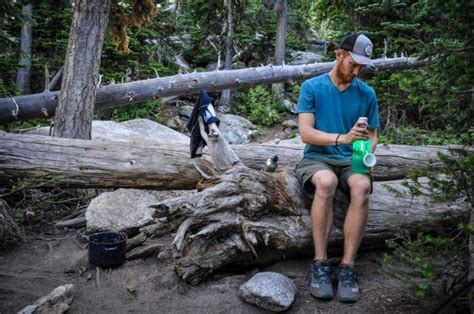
(88, 231), (127, 268)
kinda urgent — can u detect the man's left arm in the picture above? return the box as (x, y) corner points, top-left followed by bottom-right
(368, 128), (378, 153)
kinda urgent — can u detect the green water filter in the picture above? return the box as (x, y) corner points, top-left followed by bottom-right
(351, 139), (376, 174)
(351, 117), (377, 174)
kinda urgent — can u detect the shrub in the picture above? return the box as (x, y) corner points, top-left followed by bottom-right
(237, 85), (284, 126)
(109, 100), (163, 122)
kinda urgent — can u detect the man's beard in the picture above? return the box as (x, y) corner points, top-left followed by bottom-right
(335, 62), (354, 84)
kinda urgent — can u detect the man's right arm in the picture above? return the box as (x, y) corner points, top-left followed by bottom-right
(298, 113), (370, 146)
(298, 113), (340, 146)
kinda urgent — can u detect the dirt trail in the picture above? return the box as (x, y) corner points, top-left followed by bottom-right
(0, 225), (440, 314)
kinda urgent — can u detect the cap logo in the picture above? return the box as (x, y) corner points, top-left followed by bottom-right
(364, 44), (372, 57)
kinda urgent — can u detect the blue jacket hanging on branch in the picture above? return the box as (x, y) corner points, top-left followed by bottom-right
(186, 90), (220, 158)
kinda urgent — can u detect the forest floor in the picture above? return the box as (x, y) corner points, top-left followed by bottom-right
(0, 107), (467, 313)
(0, 223), (444, 314)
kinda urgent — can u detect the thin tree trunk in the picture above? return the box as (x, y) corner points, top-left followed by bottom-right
(53, 0), (111, 139)
(16, 2), (33, 94)
(219, 0), (234, 112)
(271, 0), (287, 103)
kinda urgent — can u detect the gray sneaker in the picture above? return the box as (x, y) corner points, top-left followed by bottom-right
(309, 260), (334, 300)
(336, 264), (360, 302)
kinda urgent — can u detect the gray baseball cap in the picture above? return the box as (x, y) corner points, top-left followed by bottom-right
(340, 33), (374, 67)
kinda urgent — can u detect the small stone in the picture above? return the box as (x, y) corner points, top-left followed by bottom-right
(64, 267), (75, 274)
(239, 272), (297, 312)
(282, 119), (298, 129)
(127, 283), (137, 296)
(166, 116), (183, 131)
(157, 249), (171, 260)
(178, 106), (194, 119)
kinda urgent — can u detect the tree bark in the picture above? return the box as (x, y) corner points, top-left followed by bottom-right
(0, 57), (432, 125)
(18, 284), (74, 314)
(271, 0), (287, 103)
(151, 166), (468, 284)
(0, 131), (457, 189)
(16, 2), (33, 95)
(53, 0), (111, 139)
(219, 0), (234, 111)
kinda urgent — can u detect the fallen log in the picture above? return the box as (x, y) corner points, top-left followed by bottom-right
(54, 216), (86, 228)
(0, 57), (431, 125)
(146, 119), (468, 284)
(0, 132), (454, 189)
(0, 132), (466, 284)
(17, 284), (74, 314)
(152, 166), (468, 284)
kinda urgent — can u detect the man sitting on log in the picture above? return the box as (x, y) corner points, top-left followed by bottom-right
(295, 33), (379, 303)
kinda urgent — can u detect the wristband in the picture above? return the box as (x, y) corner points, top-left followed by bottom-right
(335, 134), (341, 146)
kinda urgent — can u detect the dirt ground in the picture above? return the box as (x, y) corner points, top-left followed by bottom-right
(0, 110), (466, 313)
(0, 222), (445, 314)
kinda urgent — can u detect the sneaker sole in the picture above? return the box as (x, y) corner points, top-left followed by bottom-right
(336, 293), (360, 303)
(310, 291), (334, 300)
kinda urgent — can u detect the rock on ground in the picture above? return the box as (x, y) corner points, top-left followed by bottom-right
(86, 189), (159, 233)
(27, 119), (190, 144)
(218, 114), (256, 144)
(239, 272), (297, 312)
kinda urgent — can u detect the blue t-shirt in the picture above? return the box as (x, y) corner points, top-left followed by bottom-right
(296, 73), (380, 165)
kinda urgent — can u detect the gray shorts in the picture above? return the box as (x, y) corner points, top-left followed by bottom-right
(294, 158), (372, 228)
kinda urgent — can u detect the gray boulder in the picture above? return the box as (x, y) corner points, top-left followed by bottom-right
(282, 119), (298, 129)
(239, 272), (297, 312)
(178, 105), (194, 119)
(86, 189), (159, 232)
(27, 119), (190, 144)
(282, 98), (296, 113)
(99, 119), (189, 144)
(263, 135), (303, 146)
(289, 51), (324, 65)
(218, 114), (256, 144)
(166, 116), (185, 132)
(279, 136), (303, 145)
(86, 189), (195, 233)
(174, 54), (190, 72)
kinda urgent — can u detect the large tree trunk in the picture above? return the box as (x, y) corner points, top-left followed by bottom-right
(271, 0), (287, 103)
(0, 57), (432, 125)
(0, 131), (457, 189)
(219, 0), (234, 112)
(53, 0), (111, 139)
(16, 2), (33, 94)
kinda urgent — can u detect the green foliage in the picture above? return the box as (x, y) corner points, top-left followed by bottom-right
(378, 125), (468, 145)
(0, 78), (16, 98)
(109, 100), (163, 122)
(401, 147), (474, 205)
(1, 1), (178, 98)
(383, 146), (472, 298)
(100, 4), (179, 84)
(290, 82), (301, 103)
(382, 226), (469, 298)
(29, 2), (72, 92)
(311, 0), (474, 138)
(237, 85), (284, 126)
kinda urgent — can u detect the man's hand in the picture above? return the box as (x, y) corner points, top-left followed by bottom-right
(339, 120), (369, 145)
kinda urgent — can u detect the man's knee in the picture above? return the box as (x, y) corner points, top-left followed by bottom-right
(311, 170), (338, 197)
(348, 175), (371, 201)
